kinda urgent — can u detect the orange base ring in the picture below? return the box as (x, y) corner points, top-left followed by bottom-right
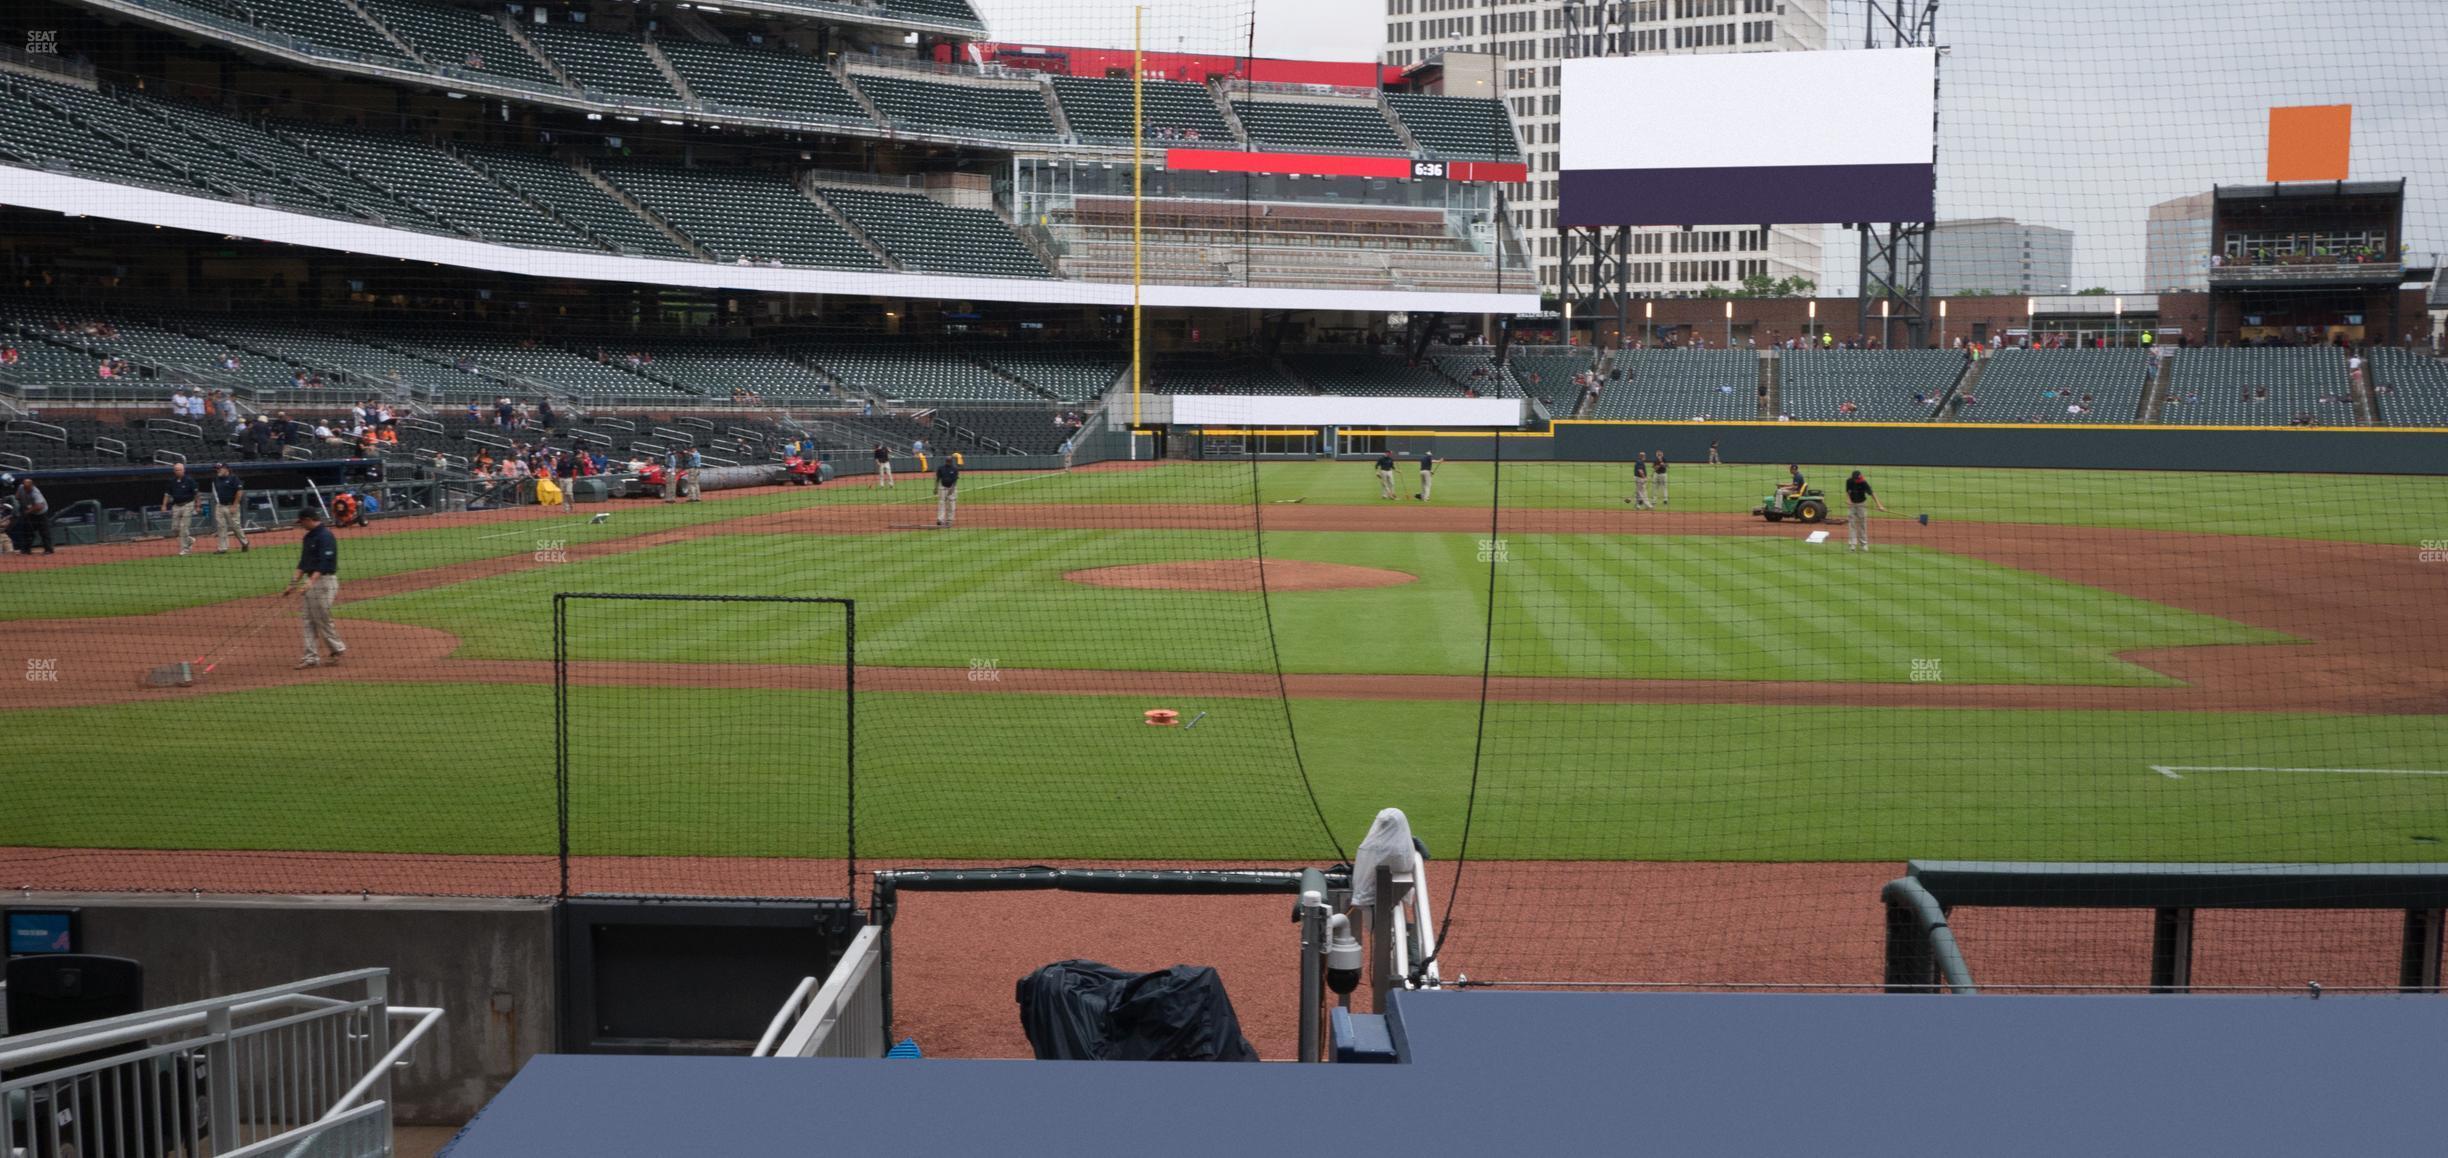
(1144, 709), (1180, 726)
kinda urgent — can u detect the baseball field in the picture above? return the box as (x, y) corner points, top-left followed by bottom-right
(6, 456), (2445, 873)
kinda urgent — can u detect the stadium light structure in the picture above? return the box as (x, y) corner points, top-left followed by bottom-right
(1855, 0), (1941, 351)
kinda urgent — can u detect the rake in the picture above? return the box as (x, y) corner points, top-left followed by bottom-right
(141, 600), (288, 689)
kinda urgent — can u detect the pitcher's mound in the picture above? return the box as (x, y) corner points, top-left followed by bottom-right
(1065, 559), (1416, 592)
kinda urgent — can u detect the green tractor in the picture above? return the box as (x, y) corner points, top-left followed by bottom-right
(1753, 487), (1829, 524)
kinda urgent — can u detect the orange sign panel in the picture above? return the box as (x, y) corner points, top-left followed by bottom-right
(2268, 105), (2351, 182)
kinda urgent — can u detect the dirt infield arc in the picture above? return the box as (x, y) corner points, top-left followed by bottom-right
(6, 502), (2443, 715)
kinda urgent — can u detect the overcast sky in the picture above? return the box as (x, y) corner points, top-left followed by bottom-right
(976, 0), (2448, 292)
(970, 0), (1373, 61)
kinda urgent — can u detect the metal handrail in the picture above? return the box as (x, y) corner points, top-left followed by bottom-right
(220, 1099), (389, 1158)
(751, 976), (821, 1058)
(1879, 877), (1978, 994)
(325, 1005), (442, 1119)
(0, 967), (388, 1066)
(772, 925), (885, 1058)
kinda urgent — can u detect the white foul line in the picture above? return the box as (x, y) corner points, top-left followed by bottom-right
(2151, 764), (2448, 780)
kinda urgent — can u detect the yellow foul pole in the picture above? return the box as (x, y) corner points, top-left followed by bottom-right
(1131, 5), (1144, 427)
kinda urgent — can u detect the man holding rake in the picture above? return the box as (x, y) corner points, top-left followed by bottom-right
(285, 507), (346, 669)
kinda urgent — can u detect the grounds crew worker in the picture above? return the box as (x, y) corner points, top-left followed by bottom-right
(683, 446), (704, 502)
(285, 506), (345, 668)
(661, 447), (680, 503)
(1375, 451), (1398, 500)
(1628, 452), (1652, 509)
(1416, 449), (1436, 501)
(1653, 450), (1670, 505)
(934, 453), (961, 527)
(163, 461), (201, 555)
(1845, 470), (1887, 552)
(874, 443), (894, 488)
(210, 463), (249, 553)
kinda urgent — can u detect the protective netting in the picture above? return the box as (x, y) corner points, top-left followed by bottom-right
(1, 0), (2445, 1001)
(1432, 440), (2448, 993)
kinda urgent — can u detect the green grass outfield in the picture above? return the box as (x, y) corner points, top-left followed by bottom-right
(343, 529), (2282, 685)
(6, 686), (2445, 862)
(0, 460), (2435, 623)
(4, 460), (2440, 869)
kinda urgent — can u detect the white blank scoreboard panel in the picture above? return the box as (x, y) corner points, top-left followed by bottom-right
(1560, 48), (1937, 227)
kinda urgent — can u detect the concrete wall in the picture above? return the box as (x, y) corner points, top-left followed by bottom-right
(11, 893), (554, 1125)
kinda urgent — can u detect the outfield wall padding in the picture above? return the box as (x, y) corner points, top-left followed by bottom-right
(1550, 422), (2448, 475)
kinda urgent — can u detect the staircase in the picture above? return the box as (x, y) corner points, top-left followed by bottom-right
(2347, 350), (2377, 424)
(575, 163), (711, 258)
(1758, 351), (1779, 418)
(455, 145), (605, 250)
(1207, 83), (1256, 149)
(2141, 353), (2175, 421)
(965, 355), (1060, 402)
(797, 181), (898, 270)
(1937, 356), (1983, 422)
(1378, 93), (1424, 156)
(641, 40), (696, 104)
(499, 15), (577, 93)
(1270, 355), (1324, 395)
(662, 7), (728, 43)
(834, 64), (889, 128)
(1039, 77), (1075, 145)
(340, 0), (428, 64)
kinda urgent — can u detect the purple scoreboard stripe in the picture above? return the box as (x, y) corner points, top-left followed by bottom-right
(1559, 163), (1934, 226)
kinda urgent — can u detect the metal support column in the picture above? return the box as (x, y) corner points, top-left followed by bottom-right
(1296, 868), (1328, 1062)
(1369, 864), (1406, 1015)
(2402, 908), (2444, 993)
(1856, 0), (1939, 349)
(2149, 907), (2195, 993)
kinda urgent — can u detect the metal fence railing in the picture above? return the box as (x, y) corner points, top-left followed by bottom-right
(755, 925), (887, 1059)
(0, 968), (440, 1158)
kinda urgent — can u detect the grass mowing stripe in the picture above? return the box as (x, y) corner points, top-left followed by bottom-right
(339, 529), (2285, 685)
(1573, 535), (1706, 679)
(10, 683), (2446, 861)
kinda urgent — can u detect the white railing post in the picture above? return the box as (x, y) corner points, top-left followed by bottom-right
(206, 1004), (242, 1154)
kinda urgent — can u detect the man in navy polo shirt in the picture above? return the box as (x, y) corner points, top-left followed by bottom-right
(162, 462), (201, 556)
(210, 463), (249, 553)
(285, 507), (345, 668)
